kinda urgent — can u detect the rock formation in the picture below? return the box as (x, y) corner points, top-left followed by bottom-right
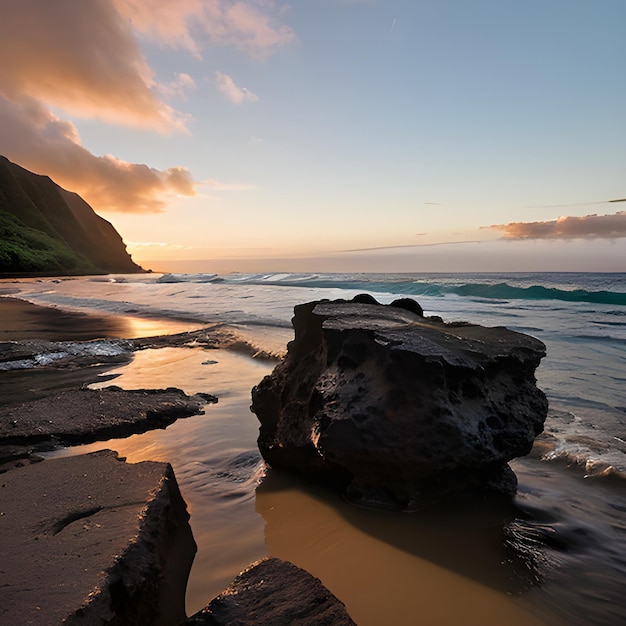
(0, 450), (196, 625)
(185, 557), (355, 625)
(251, 297), (548, 510)
(0, 155), (144, 275)
(0, 386), (215, 447)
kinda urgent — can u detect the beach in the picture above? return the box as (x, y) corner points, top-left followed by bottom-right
(0, 296), (130, 341)
(1, 274), (625, 625)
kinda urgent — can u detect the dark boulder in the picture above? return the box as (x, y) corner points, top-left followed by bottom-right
(351, 293), (380, 305)
(251, 298), (548, 510)
(390, 297), (424, 316)
(185, 557), (355, 625)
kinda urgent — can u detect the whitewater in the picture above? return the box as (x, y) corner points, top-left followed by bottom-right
(2, 271), (626, 625)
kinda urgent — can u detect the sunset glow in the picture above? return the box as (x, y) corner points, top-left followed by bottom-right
(1, 0), (625, 272)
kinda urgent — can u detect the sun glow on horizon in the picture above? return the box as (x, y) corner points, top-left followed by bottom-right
(1, 0), (625, 273)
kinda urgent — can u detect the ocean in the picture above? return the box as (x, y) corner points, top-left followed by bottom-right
(2, 271), (625, 625)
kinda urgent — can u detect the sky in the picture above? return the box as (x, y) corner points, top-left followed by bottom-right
(0, 0), (625, 273)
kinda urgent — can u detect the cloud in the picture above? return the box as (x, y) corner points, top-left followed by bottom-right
(0, 0), (294, 127)
(0, 0), (185, 132)
(215, 71), (259, 104)
(203, 179), (254, 191)
(488, 212), (626, 240)
(0, 96), (195, 213)
(0, 0), (293, 213)
(113, 0), (296, 59)
(343, 240), (482, 252)
(157, 73), (197, 101)
(525, 197), (626, 209)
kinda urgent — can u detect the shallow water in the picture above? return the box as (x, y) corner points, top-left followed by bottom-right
(256, 471), (545, 626)
(511, 459), (626, 626)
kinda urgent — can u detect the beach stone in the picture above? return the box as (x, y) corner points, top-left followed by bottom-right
(251, 297), (548, 509)
(0, 386), (216, 446)
(185, 557), (356, 625)
(0, 449), (196, 625)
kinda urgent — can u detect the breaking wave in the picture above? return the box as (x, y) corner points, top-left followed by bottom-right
(156, 272), (626, 306)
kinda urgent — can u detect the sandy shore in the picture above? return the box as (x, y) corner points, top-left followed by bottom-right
(0, 296), (133, 341)
(0, 295), (207, 342)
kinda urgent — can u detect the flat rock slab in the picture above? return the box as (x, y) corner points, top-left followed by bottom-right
(0, 449), (196, 625)
(0, 386), (216, 446)
(186, 557), (356, 625)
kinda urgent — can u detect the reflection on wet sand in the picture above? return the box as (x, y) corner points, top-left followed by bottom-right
(256, 470), (546, 626)
(114, 314), (205, 339)
(0, 296), (203, 341)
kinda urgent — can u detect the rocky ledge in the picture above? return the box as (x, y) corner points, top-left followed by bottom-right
(0, 386), (215, 449)
(0, 449), (196, 625)
(251, 297), (548, 510)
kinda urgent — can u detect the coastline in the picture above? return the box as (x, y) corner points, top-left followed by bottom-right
(0, 294), (208, 343)
(0, 296), (132, 342)
(2, 291), (625, 625)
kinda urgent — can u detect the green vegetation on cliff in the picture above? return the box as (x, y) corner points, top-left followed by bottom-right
(0, 210), (98, 274)
(0, 156), (144, 276)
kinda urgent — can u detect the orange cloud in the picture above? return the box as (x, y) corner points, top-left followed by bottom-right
(0, 0), (183, 131)
(489, 211), (626, 240)
(114, 0), (296, 59)
(0, 0), (294, 213)
(0, 96), (194, 213)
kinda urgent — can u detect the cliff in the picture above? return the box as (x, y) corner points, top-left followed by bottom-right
(0, 156), (144, 275)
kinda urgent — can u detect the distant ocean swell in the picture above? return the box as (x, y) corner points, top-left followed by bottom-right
(156, 274), (626, 306)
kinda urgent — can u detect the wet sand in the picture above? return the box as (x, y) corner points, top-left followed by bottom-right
(0, 295), (203, 341)
(256, 470), (548, 626)
(0, 296), (129, 341)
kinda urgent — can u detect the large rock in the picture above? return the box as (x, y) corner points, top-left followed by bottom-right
(0, 449), (196, 625)
(251, 298), (548, 509)
(185, 557), (355, 625)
